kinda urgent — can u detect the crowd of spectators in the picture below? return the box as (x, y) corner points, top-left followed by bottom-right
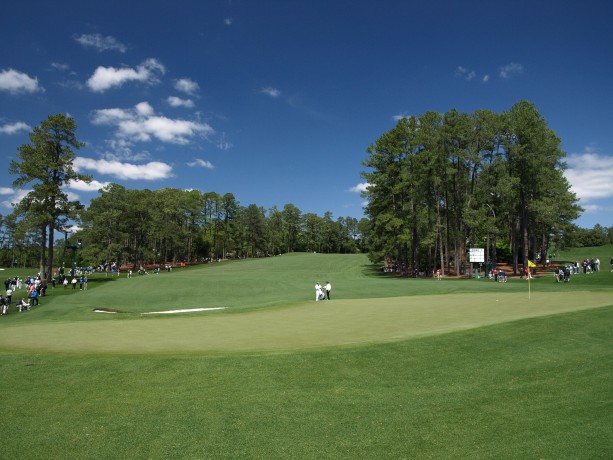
(1, 274), (48, 314)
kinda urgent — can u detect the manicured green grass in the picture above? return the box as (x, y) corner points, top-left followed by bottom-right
(1, 307), (611, 458)
(1, 252), (612, 458)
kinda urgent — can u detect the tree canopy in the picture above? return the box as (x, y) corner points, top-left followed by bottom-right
(2, 103), (608, 273)
(361, 101), (583, 276)
(8, 114), (91, 279)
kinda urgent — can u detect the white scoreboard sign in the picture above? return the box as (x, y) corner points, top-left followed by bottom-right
(469, 248), (485, 263)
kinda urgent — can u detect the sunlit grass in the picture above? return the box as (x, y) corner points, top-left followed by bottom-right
(1, 252), (612, 458)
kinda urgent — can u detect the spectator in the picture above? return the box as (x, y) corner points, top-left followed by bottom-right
(30, 288), (39, 306)
(15, 298), (30, 312)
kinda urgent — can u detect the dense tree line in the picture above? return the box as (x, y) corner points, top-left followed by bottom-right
(0, 182), (369, 271)
(361, 101), (586, 276)
(1, 115), (368, 274)
(1, 106), (610, 275)
(73, 185), (367, 267)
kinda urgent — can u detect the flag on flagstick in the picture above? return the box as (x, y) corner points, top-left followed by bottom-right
(527, 260), (536, 299)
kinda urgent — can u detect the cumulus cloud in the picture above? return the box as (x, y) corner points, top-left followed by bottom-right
(261, 86), (281, 98)
(174, 78), (200, 95)
(0, 189), (30, 209)
(564, 151), (613, 200)
(74, 157), (173, 180)
(86, 58), (165, 92)
(348, 182), (370, 193)
(74, 33), (127, 53)
(166, 96), (195, 108)
(68, 179), (111, 192)
(91, 101), (214, 144)
(187, 159), (214, 169)
(0, 121), (31, 135)
(0, 68), (43, 94)
(499, 62), (524, 79)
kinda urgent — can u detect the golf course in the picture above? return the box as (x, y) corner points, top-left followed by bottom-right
(1, 249), (612, 458)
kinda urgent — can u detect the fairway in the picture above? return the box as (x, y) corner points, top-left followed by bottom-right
(2, 290), (610, 353)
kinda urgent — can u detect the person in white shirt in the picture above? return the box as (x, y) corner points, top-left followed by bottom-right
(324, 281), (332, 300)
(315, 282), (323, 301)
(16, 298), (30, 312)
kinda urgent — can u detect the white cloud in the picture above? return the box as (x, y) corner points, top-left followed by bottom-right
(224, 18), (233, 26)
(348, 182), (370, 193)
(51, 62), (70, 71)
(91, 102), (214, 144)
(455, 66), (476, 81)
(166, 96), (195, 108)
(174, 78), (200, 95)
(135, 101), (154, 117)
(564, 151), (613, 200)
(499, 62), (524, 79)
(101, 139), (152, 162)
(0, 121), (31, 135)
(65, 190), (80, 202)
(482, 74), (490, 83)
(393, 113), (411, 122)
(0, 189), (30, 209)
(217, 135), (233, 151)
(187, 159), (214, 169)
(68, 179), (111, 192)
(261, 86), (281, 98)
(0, 68), (43, 94)
(74, 33), (127, 53)
(74, 157), (173, 180)
(63, 224), (83, 234)
(86, 58), (165, 92)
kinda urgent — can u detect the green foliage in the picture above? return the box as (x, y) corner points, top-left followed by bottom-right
(559, 224), (610, 248)
(8, 114), (91, 277)
(362, 101), (583, 275)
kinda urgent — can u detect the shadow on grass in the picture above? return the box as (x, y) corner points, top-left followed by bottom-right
(361, 264), (412, 280)
(87, 277), (119, 284)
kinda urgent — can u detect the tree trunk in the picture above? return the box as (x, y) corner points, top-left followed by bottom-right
(39, 224), (47, 277)
(46, 222), (55, 282)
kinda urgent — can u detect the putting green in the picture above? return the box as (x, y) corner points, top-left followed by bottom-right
(1, 291), (611, 354)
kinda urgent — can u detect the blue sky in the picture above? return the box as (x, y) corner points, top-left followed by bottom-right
(1, 0), (612, 229)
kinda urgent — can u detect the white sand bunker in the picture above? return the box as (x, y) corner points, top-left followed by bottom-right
(143, 307), (226, 315)
(93, 307), (225, 315)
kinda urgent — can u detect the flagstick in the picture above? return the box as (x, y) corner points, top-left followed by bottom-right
(528, 276), (531, 300)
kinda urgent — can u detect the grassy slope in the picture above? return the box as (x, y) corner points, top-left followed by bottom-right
(556, 243), (613, 265)
(1, 252), (612, 458)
